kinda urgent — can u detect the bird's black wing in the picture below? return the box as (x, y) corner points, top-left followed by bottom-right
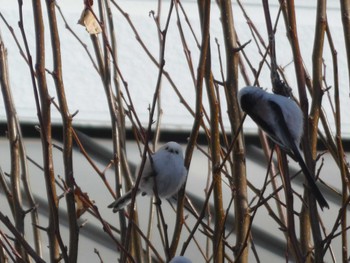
(269, 101), (329, 209)
(245, 106), (284, 148)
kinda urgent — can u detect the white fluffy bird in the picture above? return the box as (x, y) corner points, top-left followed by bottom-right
(108, 141), (187, 212)
(238, 86), (329, 209)
(169, 256), (192, 263)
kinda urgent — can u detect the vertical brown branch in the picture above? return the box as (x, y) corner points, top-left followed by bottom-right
(102, 0), (134, 258)
(45, 0), (78, 262)
(87, 1), (134, 260)
(277, 149), (303, 262)
(1, 28), (43, 258)
(30, 0), (63, 261)
(283, 1), (307, 119)
(261, 0), (278, 90)
(104, 0), (129, 205)
(327, 21), (349, 262)
(217, 0), (249, 262)
(340, 0), (350, 96)
(103, 7), (132, 246)
(0, 32), (27, 262)
(198, 0), (224, 261)
(170, 0), (205, 256)
(205, 53), (224, 263)
(18, 129), (43, 257)
(283, 0), (324, 260)
(309, 0), (327, 261)
(152, 0), (163, 147)
(310, 0), (326, 158)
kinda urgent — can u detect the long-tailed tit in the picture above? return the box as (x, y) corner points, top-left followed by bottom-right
(169, 256), (192, 263)
(238, 86), (329, 209)
(108, 141), (187, 212)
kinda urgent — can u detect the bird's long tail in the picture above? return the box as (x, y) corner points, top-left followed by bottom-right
(293, 149), (329, 210)
(108, 188), (140, 213)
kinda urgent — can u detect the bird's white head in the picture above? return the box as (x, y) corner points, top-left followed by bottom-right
(169, 256), (192, 263)
(159, 141), (184, 159)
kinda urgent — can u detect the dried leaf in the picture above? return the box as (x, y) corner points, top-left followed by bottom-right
(74, 188), (94, 218)
(78, 8), (102, 35)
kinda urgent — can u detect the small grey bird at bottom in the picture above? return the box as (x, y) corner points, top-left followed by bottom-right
(238, 86), (329, 210)
(108, 141), (187, 212)
(169, 256), (192, 263)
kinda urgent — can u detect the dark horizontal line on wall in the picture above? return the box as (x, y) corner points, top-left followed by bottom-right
(0, 123), (349, 151)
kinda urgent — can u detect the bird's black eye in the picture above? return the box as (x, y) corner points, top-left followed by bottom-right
(165, 146), (169, 150)
(175, 150), (179, 154)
